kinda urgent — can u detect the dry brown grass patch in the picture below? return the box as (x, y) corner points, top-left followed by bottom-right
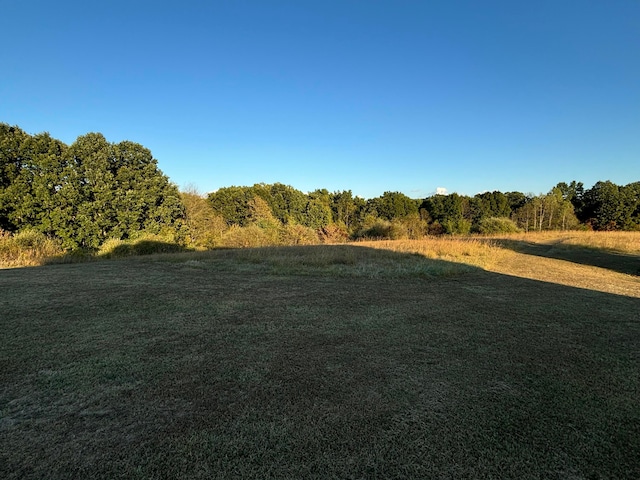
(355, 232), (640, 297)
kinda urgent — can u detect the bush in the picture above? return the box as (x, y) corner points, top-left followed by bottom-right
(355, 219), (393, 239)
(476, 217), (521, 234)
(221, 225), (278, 248)
(98, 233), (187, 258)
(442, 218), (472, 235)
(0, 229), (64, 267)
(397, 214), (428, 239)
(318, 224), (349, 243)
(278, 224), (319, 245)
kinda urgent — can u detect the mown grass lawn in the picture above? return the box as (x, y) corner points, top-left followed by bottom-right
(1, 245), (639, 479)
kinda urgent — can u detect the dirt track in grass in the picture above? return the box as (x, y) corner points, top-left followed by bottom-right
(1, 246), (639, 479)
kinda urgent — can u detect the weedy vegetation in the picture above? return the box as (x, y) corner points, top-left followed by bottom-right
(1, 232), (639, 478)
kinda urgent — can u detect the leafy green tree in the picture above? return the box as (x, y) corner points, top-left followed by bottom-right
(513, 188), (578, 231)
(261, 183), (308, 225)
(207, 186), (255, 226)
(302, 189), (332, 229)
(582, 181), (625, 230)
(505, 191), (527, 213)
(556, 181), (585, 219)
(366, 191), (419, 221)
(111, 140), (184, 238)
(181, 188), (227, 248)
(471, 191), (511, 224)
(330, 190), (365, 232)
(304, 198), (332, 229)
(1, 126), (184, 249)
(0, 124), (30, 230)
(1, 130), (68, 236)
(619, 182), (640, 230)
(56, 135), (184, 249)
(246, 195), (281, 230)
(421, 193), (471, 234)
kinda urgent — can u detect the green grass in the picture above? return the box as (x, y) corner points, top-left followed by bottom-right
(1, 246), (639, 479)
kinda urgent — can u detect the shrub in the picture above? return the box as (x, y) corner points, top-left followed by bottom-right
(476, 217), (521, 234)
(441, 218), (472, 235)
(278, 224), (319, 245)
(355, 219), (393, 239)
(397, 214), (428, 239)
(221, 225), (278, 248)
(98, 233), (187, 258)
(0, 229), (64, 267)
(318, 224), (349, 243)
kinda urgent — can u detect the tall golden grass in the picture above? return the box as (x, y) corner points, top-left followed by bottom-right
(357, 231), (639, 262)
(0, 229), (64, 268)
(496, 230), (639, 254)
(356, 236), (507, 269)
(357, 231), (640, 297)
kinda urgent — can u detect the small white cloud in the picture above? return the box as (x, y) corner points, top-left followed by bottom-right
(436, 187), (448, 195)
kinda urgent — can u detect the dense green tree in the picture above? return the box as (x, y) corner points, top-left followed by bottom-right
(53, 135), (184, 249)
(1, 130), (68, 235)
(366, 191), (419, 221)
(0, 125), (184, 249)
(111, 140), (184, 238)
(556, 181), (585, 219)
(330, 190), (364, 231)
(207, 186), (255, 226)
(260, 183), (308, 225)
(620, 182), (640, 230)
(420, 193), (471, 234)
(208, 183), (315, 227)
(505, 191), (528, 213)
(304, 198), (332, 229)
(581, 181), (626, 230)
(471, 191), (511, 223)
(0, 125), (29, 230)
(304, 189), (333, 229)
(246, 195), (281, 230)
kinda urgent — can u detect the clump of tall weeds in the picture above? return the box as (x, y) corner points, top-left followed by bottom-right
(0, 229), (64, 268)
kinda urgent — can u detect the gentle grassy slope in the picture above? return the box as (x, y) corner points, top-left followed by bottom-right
(1, 243), (639, 479)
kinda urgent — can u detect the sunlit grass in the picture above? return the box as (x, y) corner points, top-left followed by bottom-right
(485, 230), (640, 255)
(356, 236), (507, 269)
(355, 232), (640, 298)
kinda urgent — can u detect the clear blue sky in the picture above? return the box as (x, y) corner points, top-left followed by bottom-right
(2, 0), (638, 199)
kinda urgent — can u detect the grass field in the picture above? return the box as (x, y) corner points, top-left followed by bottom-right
(1, 233), (639, 478)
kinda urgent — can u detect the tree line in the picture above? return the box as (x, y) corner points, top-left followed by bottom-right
(1, 124), (639, 251)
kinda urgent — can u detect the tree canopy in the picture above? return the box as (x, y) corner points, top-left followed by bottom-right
(0, 124), (184, 249)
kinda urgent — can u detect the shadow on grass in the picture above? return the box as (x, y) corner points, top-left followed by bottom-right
(186, 243), (483, 278)
(104, 240), (191, 258)
(39, 240), (193, 266)
(486, 238), (640, 276)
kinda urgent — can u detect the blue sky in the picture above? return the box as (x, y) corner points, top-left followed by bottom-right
(2, 1), (638, 199)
